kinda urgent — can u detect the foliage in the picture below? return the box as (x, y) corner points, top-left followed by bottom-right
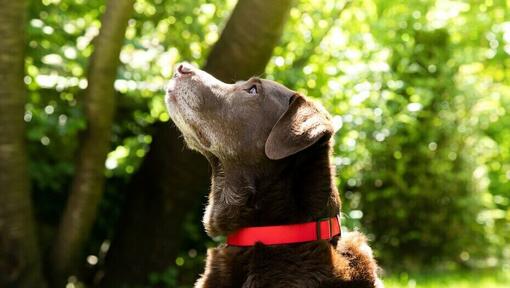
(267, 0), (510, 270)
(148, 266), (178, 288)
(384, 269), (510, 288)
(22, 0), (510, 285)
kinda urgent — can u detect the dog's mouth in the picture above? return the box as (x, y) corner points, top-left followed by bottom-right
(165, 75), (193, 109)
(165, 65), (213, 152)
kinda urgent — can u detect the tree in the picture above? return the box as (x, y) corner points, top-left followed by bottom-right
(50, 0), (135, 283)
(101, 0), (294, 286)
(0, 0), (47, 287)
(99, 122), (210, 287)
(204, 0), (294, 80)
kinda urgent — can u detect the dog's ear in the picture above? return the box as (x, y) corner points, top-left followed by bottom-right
(265, 94), (333, 160)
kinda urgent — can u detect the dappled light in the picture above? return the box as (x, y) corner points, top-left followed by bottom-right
(0, 0), (509, 287)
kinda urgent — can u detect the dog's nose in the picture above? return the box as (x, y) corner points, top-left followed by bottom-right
(178, 64), (193, 74)
(174, 63), (194, 78)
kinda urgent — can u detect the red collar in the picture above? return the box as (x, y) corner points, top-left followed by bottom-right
(227, 215), (341, 246)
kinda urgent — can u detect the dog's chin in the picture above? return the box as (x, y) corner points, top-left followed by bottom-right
(176, 124), (211, 153)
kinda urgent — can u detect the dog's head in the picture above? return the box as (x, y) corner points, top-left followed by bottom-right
(165, 62), (334, 164)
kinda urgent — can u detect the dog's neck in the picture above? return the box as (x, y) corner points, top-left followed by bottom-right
(203, 139), (341, 237)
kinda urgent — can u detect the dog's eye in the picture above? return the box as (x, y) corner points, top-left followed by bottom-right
(247, 85), (257, 95)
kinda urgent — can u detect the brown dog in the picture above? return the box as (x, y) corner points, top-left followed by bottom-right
(165, 62), (383, 288)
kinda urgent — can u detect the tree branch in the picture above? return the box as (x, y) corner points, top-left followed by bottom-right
(50, 0), (135, 284)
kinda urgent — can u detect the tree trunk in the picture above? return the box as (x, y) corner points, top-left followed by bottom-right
(50, 0), (135, 284)
(101, 0), (294, 286)
(0, 1), (47, 287)
(99, 122), (210, 287)
(204, 0), (294, 81)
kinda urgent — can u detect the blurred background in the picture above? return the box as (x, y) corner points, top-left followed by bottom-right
(0, 0), (509, 287)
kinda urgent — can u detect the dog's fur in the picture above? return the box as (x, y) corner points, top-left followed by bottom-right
(165, 63), (382, 287)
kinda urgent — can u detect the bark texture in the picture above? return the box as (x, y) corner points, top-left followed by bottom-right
(101, 0), (294, 286)
(50, 0), (135, 283)
(0, 1), (47, 287)
(204, 0), (294, 81)
(100, 122), (210, 287)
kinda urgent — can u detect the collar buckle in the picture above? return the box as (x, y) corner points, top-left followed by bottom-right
(316, 217), (333, 240)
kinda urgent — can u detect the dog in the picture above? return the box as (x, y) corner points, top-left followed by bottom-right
(165, 62), (383, 288)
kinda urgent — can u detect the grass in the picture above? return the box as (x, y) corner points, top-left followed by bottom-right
(383, 269), (510, 288)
